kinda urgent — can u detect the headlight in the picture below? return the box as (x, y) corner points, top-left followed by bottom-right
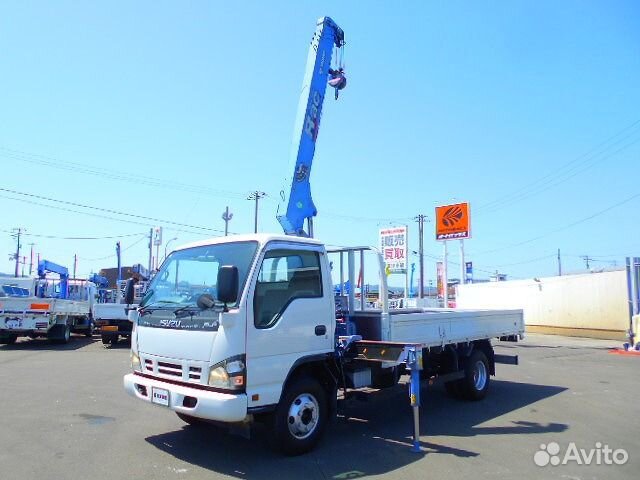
(131, 351), (141, 371)
(208, 355), (245, 390)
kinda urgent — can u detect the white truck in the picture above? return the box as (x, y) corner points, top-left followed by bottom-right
(124, 234), (524, 455)
(93, 280), (148, 347)
(0, 277), (96, 344)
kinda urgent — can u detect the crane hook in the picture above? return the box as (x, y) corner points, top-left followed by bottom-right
(328, 68), (347, 100)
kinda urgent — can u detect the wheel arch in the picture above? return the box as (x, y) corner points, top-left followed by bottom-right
(279, 354), (337, 416)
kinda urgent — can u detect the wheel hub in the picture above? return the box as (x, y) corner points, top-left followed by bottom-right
(473, 360), (487, 390)
(287, 393), (319, 439)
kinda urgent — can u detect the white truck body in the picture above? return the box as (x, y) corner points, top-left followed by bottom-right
(124, 234), (524, 454)
(0, 278), (96, 344)
(93, 280), (149, 346)
(93, 302), (129, 322)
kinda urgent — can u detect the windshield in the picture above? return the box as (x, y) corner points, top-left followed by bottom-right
(141, 241), (258, 309)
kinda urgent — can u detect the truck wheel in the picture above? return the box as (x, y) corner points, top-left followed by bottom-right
(459, 350), (490, 401)
(176, 412), (207, 427)
(0, 335), (17, 345)
(101, 334), (118, 348)
(49, 324), (71, 344)
(84, 321), (94, 337)
(272, 376), (328, 456)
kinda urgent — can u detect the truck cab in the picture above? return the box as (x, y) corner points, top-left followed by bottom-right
(124, 234), (335, 437)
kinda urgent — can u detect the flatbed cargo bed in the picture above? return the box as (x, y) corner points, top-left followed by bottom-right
(349, 308), (524, 347)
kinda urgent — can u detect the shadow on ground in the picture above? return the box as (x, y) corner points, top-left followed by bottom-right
(145, 379), (567, 479)
(0, 335), (98, 351)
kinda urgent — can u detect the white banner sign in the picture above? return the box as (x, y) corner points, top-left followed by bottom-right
(379, 226), (408, 274)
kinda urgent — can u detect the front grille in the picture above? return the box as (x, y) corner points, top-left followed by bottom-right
(142, 357), (203, 383)
(188, 366), (202, 381)
(157, 361), (182, 377)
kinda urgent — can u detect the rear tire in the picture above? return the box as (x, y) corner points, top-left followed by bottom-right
(48, 324), (71, 344)
(101, 334), (118, 348)
(458, 350), (490, 401)
(84, 321), (94, 337)
(272, 376), (328, 456)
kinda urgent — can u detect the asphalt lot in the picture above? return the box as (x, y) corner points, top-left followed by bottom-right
(0, 333), (637, 480)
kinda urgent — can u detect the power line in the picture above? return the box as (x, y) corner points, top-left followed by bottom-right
(472, 191), (640, 256)
(476, 119), (640, 214)
(78, 235), (148, 262)
(478, 135), (640, 215)
(0, 147), (249, 200)
(0, 186), (227, 234)
(2, 147), (409, 225)
(0, 228), (145, 240)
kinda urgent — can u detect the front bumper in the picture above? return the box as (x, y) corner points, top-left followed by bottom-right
(123, 373), (248, 422)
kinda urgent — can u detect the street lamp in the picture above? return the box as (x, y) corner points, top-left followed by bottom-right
(163, 237), (178, 263)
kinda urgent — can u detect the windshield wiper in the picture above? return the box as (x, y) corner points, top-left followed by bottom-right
(139, 300), (180, 316)
(172, 303), (200, 319)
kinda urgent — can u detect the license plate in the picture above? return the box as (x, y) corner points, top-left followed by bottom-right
(151, 387), (170, 406)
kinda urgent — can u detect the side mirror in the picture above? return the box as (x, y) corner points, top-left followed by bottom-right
(124, 278), (135, 305)
(217, 265), (239, 308)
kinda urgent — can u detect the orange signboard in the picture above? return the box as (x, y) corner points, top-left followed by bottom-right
(435, 202), (471, 240)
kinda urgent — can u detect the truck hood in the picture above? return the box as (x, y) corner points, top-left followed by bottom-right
(137, 325), (216, 361)
(135, 310), (222, 361)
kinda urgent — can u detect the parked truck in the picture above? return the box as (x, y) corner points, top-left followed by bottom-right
(0, 260), (96, 344)
(93, 278), (149, 347)
(123, 235), (523, 454)
(123, 17), (524, 455)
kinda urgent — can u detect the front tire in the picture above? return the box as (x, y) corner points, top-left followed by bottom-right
(272, 376), (328, 456)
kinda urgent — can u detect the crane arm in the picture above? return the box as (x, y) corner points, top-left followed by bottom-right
(37, 260), (69, 299)
(277, 16), (345, 236)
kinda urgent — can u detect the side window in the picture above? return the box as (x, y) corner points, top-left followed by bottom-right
(254, 249), (323, 328)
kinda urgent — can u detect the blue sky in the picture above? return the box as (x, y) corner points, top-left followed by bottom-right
(1, 0), (638, 285)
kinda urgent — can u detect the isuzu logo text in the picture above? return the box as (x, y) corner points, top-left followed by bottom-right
(159, 319), (182, 328)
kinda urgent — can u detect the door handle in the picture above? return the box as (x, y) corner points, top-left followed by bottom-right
(315, 325), (327, 336)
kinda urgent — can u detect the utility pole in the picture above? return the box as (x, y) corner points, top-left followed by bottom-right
(73, 254), (77, 279)
(116, 241), (122, 283)
(582, 255), (592, 269)
(247, 191), (266, 234)
(414, 214), (426, 298)
(222, 206), (233, 236)
(148, 228), (154, 273)
(557, 248), (562, 276)
(28, 243), (35, 276)
(10, 228), (23, 277)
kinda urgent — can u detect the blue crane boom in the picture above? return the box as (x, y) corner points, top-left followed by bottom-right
(37, 260), (69, 299)
(277, 16), (346, 237)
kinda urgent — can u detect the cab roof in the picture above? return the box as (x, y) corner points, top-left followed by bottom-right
(172, 233), (324, 253)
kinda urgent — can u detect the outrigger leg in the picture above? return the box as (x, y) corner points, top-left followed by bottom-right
(406, 346), (423, 453)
